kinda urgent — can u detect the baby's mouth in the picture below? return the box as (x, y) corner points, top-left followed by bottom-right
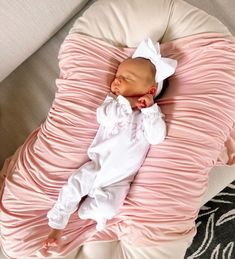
(112, 87), (120, 95)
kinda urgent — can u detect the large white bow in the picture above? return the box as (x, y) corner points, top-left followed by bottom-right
(132, 38), (177, 96)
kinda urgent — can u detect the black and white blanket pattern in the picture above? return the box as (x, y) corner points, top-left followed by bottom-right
(185, 181), (235, 259)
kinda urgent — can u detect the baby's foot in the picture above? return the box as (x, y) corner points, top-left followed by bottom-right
(43, 228), (63, 250)
(39, 228), (63, 257)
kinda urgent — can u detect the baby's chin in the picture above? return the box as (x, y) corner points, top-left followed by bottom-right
(111, 88), (120, 96)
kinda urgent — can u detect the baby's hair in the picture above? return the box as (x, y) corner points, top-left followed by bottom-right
(132, 57), (156, 82)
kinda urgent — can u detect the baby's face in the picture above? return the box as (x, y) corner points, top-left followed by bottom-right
(111, 58), (156, 97)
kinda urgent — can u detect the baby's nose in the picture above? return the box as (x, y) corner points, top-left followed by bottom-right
(114, 76), (121, 85)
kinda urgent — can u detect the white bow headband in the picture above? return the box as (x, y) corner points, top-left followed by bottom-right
(132, 38), (177, 96)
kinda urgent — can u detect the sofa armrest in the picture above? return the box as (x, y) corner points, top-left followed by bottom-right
(0, 0), (90, 82)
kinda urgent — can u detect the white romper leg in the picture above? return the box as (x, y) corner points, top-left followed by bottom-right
(47, 161), (97, 229)
(78, 179), (131, 231)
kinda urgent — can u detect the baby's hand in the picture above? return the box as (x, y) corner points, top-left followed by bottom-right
(136, 94), (154, 109)
(125, 96), (140, 109)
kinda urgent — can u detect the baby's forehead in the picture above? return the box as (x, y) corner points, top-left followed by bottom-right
(119, 58), (152, 69)
(117, 58), (155, 76)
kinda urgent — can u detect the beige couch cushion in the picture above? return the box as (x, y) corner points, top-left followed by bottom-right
(76, 240), (190, 259)
(70, 0), (231, 46)
(0, 0), (89, 82)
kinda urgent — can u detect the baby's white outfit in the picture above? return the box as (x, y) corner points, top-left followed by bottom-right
(47, 93), (166, 231)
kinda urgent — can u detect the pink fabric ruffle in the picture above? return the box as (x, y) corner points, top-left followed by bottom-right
(1, 33), (235, 258)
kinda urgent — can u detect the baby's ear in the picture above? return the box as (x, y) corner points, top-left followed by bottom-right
(148, 85), (157, 96)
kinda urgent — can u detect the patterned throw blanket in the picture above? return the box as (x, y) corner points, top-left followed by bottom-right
(185, 181), (235, 258)
(0, 33), (235, 258)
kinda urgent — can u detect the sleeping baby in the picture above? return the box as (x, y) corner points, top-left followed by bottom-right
(42, 38), (177, 252)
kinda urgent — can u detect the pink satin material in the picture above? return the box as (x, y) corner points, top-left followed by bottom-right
(1, 33), (235, 257)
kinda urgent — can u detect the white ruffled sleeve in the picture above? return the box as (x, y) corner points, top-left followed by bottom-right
(96, 94), (132, 127)
(141, 103), (166, 144)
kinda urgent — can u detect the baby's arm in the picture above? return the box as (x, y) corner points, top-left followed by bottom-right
(142, 103), (166, 145)
(97, 93), (132, 127)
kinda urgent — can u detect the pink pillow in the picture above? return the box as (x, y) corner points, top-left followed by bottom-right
(1, 33), (235, 257)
